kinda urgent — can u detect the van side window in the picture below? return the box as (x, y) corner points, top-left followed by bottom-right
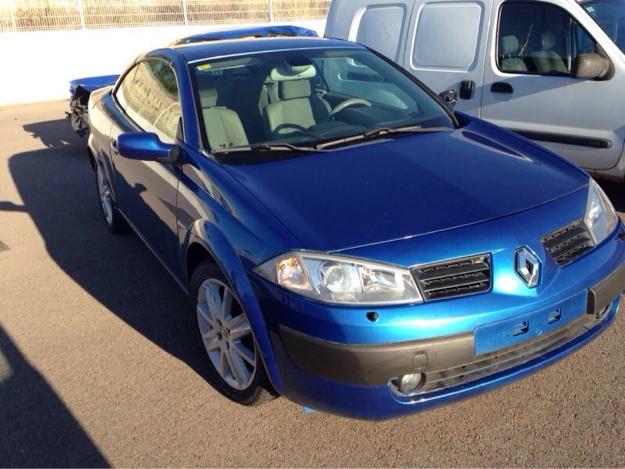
(498, 2), (599, 76)
(115, 59), (181, 144)
(412, 2), (483, 70)
(353, 5), (407, 61)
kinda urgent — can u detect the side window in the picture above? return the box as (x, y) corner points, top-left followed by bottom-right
(116, 66), (137, 112)
(412, 2), (483, 70)
(498, 2), (599, 76)
(115, 59), (181, 144)
(352, 5), (407, 61)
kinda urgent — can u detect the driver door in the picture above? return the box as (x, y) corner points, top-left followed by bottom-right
(109, 58), (182, 273)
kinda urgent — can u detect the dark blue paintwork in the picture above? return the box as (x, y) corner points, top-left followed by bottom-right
(69, 74), (119, 94)
(116, 132), (174, 161)
(83, 35), (625, 420)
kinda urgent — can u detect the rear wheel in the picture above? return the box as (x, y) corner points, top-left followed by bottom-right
(95, 163), (125, 233)
(191, 263), (275, 405)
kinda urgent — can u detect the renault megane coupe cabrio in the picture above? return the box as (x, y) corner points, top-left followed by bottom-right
(79, 26), (625, 420)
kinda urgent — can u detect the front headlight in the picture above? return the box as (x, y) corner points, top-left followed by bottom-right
(584, 179), (618, 244)
(254, 252), (423, 305)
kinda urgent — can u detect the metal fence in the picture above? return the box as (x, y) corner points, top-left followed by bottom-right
(0, 0), (330, 32)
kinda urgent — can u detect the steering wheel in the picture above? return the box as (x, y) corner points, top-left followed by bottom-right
(327, 98), (372, 120)
(272, 123), (321, 139)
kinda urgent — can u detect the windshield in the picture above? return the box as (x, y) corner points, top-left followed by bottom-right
(190, 48), (455, 153)
(582, 0), (625, 53)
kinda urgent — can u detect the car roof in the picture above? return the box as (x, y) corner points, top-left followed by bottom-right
(167, 36), (363, 63)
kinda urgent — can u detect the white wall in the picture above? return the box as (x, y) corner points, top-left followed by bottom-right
(0, 19), (325, 106)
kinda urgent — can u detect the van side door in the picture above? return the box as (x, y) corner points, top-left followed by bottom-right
(401, 0), (492, 114)
(480, 0), (625, 171)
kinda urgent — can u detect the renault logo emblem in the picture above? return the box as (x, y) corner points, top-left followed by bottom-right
(515, 247), (541, 288)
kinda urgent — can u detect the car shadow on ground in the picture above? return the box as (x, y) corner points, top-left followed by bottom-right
(7, 119), (214, 389)
(0, 326), (109, 467)
(22, 119), (81, 149)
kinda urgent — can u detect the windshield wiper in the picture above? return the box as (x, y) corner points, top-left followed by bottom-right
(315, 125), (452, 150)
(212, 142), (326, 155)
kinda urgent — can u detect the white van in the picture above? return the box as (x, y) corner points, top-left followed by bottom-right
(326, 0), (625, 180)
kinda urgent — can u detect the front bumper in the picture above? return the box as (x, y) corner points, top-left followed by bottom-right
(280, 267), (623, 393)
(281, 260), (625, 390)
(251, 222), (625, 420)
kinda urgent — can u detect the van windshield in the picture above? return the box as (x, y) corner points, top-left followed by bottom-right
(582, 0), (625, 53)
(190, 48), (455, 153)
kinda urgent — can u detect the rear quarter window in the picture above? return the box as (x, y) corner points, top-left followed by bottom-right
(412, 2), (483, 70)
(351, 5), (408, 61)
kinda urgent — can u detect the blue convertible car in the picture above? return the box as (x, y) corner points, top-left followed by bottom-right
(79, 27), (625, 420)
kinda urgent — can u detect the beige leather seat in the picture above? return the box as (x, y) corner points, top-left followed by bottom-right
(263, 79), (331, 135)
(203, 108), (249, 149)
(198, 88), (248, 149)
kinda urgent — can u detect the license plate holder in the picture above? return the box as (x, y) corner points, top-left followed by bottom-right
(474, 291), (587, 355)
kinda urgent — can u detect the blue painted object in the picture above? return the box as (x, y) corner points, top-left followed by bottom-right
(116, 132), (173, 161)
(80, 35), (625, 420)
(69, 74), (119, 94)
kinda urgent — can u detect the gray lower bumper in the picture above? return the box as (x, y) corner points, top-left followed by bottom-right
(280, 262), (625, 388)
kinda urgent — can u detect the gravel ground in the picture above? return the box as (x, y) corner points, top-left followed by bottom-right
(1, 101), (624, 467)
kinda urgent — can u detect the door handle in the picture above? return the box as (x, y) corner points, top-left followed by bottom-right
(491, 82), (514, 94)
(459, 80), (475, 99)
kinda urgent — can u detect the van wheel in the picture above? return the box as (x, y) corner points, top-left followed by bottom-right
(190, 262), (275, 405)
(95, 163), (125, 233)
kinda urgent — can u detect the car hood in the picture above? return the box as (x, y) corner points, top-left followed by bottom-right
(224, 118), (588, 252)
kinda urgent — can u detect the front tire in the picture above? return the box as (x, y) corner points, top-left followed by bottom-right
(190, 262), (275, 405)
(95, 163), (125, 233)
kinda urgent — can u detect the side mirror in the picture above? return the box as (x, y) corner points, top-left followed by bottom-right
(571, 53), (611, 80)
(116, 132), (177, 163)
(439, 90), (458, 109)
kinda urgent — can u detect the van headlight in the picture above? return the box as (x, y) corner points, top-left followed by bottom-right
(254, 252), (423, 305)
(584, 179), (618, 244)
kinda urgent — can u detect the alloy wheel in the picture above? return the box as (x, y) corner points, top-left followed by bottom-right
(196, 279), (256, 390)
(96, 165), (113, 225)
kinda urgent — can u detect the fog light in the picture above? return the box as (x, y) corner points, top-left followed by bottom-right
(397, 372), (424, 394)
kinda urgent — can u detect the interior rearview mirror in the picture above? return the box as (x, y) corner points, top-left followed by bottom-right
(571, 53), (611, 80)
(116, 132), (177, 163)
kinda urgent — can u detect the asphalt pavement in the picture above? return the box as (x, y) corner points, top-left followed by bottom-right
(1, 101), (625, 467)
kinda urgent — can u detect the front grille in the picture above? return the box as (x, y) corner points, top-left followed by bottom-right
(542, 220), (595, 266)
(412, 254), (491, 301)
(392, 312), (603, 398)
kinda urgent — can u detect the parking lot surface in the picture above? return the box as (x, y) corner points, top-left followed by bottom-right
(1, 101), (625, 467)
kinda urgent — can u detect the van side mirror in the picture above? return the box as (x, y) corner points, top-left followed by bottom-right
(116, 132), (178, 163)
(571, 53), (611, 80)
(438, 90), (458, 109)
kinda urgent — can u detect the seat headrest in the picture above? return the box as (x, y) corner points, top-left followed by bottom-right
(270, 64), (316, 82)
(279, 80), (312, 100)
(541, 31), (556, 50)
(199, 88), (217, 108)
(501, 35), (520, 55)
